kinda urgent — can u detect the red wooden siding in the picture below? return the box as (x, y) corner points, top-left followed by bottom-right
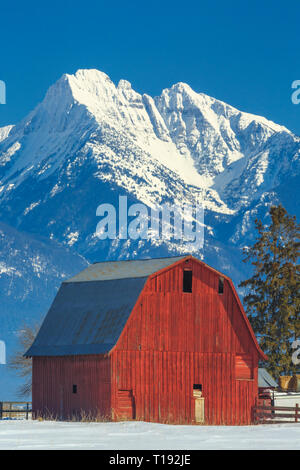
(115, 259), (257, 355)
(111, 258), (260, 425)
(114, 390), (135, 420)
(235, 354), (254, 380)
(32, 355), (111, 420)
(111, 351), (257, 425)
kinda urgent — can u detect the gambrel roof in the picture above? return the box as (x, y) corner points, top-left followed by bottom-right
(26, 257), (185, 357)
(66, 256), (185, 282)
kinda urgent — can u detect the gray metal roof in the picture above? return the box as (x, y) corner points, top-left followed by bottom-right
(258, 368), (278, 388)
(26, 257), (188, 357)
(26, 277), (148, 357)
(66, 256), (185, 282)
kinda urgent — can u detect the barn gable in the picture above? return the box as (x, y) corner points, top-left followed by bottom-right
(114, 256), (266, 360)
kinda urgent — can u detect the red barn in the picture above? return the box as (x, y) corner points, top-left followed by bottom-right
(26, 256), (267, 425)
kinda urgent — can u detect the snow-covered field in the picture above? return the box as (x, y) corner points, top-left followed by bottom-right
(0, 420), (299, 450)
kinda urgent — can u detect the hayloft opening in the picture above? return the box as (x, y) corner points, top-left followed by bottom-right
(193, 384), (202, 391)
(183, 270), (192, 293)
(72, 384), (77, 394)
(218, 277), (224, 294)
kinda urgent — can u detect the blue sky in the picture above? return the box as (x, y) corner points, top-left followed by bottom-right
(0, 0), (300, 134)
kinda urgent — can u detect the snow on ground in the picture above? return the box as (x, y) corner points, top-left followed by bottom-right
(0, 420), (299, 450)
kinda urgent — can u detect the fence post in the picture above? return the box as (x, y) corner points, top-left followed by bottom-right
(253, 396), (258, 424)
(0, 402), (2, 420)
(296, 404), (299, 423)
(26, 402), (29, 420)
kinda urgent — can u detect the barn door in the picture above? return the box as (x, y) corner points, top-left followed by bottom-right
(193, 385), (205, 424)
(116, 390), (135, 420)
(235, 354), (253, 380)
(195, 398), (205, 424)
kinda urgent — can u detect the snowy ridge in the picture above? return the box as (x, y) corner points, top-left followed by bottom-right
(0, 69), (298, 208)
(0, 125), (14, 143)
(0, 67), (299, 260)
(0, 67), (299, 257)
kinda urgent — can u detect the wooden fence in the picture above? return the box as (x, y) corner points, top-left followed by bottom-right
(0, 402), (32, 420)
(254, 403), (299, 424)
(1, 401), (299, 424)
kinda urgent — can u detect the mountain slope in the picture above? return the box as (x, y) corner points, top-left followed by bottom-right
(0, 222), (88, 400)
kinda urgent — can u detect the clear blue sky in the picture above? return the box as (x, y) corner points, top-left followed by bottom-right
(1, 0), (300, 134)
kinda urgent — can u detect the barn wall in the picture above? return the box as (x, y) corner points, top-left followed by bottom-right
(32, 355), (111, 420)
(111, 350), (258, 425)
(112, 258), (259, 425)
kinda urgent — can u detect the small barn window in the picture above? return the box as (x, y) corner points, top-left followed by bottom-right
(183, 270), (192, 293)
(193, 384), (202, 391)
(72, 384), (77, 394)
(193, 384), (203, 398)
(218, 277), (224, 294)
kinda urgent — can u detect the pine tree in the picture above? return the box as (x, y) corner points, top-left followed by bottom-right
(240, 204), (300, 379)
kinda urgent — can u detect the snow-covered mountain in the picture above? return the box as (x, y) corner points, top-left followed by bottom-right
(0, 69), (299, 398)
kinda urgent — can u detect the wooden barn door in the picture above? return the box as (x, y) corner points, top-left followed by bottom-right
(115, 390), (135, 420)
(193, 386), (205, 424)
(235, 354), (253, 380)
(195, 398), (205, 423)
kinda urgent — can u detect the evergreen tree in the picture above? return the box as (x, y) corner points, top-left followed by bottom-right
(240, 204), (300, 379)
